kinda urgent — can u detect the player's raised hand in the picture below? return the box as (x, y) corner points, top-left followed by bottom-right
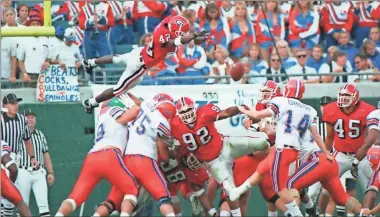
(194, 30), (209, 38)
(119, 93), (136, 109)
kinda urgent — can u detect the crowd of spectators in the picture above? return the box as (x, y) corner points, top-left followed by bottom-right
(1, 0), (380, 87)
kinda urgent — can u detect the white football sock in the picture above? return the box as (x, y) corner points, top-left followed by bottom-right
(231, 208), (242, 217)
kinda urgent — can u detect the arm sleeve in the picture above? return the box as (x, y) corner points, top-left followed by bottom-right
(17, 40), (26, 61)
(23, 118), (31, 140)
(157, 122), (174, 146)
(108, 107), (124, 120)
(204, 104), (221, 122)
(366, 110), (380, 131)
(41, 132), (49, 153)
(267, 97), (283, 116)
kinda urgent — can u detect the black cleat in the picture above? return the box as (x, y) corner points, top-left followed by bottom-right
(306, 206), (320, 217)
(82, 99), (98, 114)
(82, 59), (95, 75)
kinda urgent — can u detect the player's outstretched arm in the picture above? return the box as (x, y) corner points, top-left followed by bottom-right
(237, 106), (273, 120)
(309, 125), (333, 161)
(1, 153), (18, 182)
(127, 92), (143, 107)
(115, 105), (140, 125)
(164, 30), (209, 49)
(217, 106), (240, 120)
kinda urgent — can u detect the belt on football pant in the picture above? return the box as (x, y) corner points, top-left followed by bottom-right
(340, 151), (356, 155)
(283, 145), (296, 149)
(18, 165), (39, 171)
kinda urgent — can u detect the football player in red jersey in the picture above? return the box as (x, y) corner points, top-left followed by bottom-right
(1, 140), (32, 217)
(171, 97), (269, 216)
(311, 84), (376, 215)
(81, 15), (215, 114)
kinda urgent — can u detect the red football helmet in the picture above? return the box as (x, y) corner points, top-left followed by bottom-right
(260, 80), (281, 103)
(176, 97), (197, 124)
(168, 15), (190, 38)
(284, 79), (305, 100)
(337, 84), (359, 108)
(155, 101), (176, 122)
(153, 93), (174, 103)
(367, 146), (380, 170)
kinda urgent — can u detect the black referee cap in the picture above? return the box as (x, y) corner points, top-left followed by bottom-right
(2, 93), (22, 104)
(320, 96), (333, 105)
(24, 109), (36, 117)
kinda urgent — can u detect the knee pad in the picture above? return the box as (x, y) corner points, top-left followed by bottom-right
(365, 185), (379, 195)
(269, 194), (280, 204)
(157, 197), (172, 207)
(98, 200), (115, 214)
(124, 195), (138, 207)
(345, 178), (357, 191)
(299, 189), (306, 198)
(63, 199), (77, 211)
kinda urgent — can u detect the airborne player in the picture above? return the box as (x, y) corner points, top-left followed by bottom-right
(81, 15), (214, 114)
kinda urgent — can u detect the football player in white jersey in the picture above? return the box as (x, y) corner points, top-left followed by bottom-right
(1, 140), (32, 217)
(234, 79), (332, 217)
(55, 97), (139, 217)
(92, 93), (175, 217)
(122, 96), (178, 217)
(286, 130), (369, 217)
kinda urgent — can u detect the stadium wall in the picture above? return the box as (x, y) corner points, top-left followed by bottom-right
(2, 84), (379, 216)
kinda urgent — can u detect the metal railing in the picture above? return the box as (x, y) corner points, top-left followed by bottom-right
(1, 71), (378, 88)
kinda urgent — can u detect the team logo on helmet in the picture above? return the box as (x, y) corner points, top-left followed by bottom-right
(175, 19), (185, 26)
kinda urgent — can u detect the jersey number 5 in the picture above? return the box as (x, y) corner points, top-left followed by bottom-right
(334, 119), (361, 139)
(132, 110), (151, 135)
(182, 127), (212, 151)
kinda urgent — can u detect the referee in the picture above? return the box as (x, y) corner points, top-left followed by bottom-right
(14, 109), (54, 217)
(1, 93), (39, 217)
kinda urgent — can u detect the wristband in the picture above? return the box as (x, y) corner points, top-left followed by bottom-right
(208, 208), (217, 216)
(48, 172), (54, 175)
(5, 160), (15, 169)
(353, 158), (360, 165)
(174, 37), (183, 46)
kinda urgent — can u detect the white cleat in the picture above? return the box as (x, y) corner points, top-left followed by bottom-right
(228, 187), (243, 202)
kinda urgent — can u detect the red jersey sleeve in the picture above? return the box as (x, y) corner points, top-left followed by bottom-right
(255, 101), (267, 111)
(200, 104), (221, 122)
(143, 1), (167, 15)
(322, 102), (337, 124)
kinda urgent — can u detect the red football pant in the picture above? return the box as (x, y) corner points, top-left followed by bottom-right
(286, 153), (350, 206)
(68, 149), (138, 206)
(124, 155), (170, 201)
(1, 169), (23, 204)
(270, 148), (299, 192)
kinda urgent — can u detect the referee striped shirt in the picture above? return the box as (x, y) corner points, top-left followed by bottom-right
(1, 112), (31, 154)
(20, 129), (48, 168)
(316, 117), (328, 141)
